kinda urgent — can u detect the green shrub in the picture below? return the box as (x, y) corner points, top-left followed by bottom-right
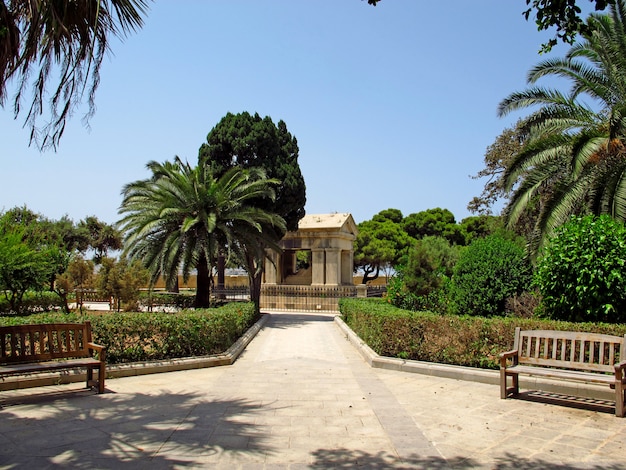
(0, 302), (258, 363)
(449, 234), (531, 317)
(138, 291), (196, 310)
(0, 290), (64, 315)
(535, 215), (626, 323)
(385, 275), (449, 314)
(339, 298), (626, 369)
(402, 236), (459, 296)
(385, 236), (457, 314)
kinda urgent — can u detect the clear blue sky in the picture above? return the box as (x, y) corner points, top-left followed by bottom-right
(1, 1), (580, 226)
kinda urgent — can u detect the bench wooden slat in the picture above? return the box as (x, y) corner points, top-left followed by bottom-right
(500, 328), (626, 417)
(508, 365), (616, 385)
(0, 358), (103, 375)
(0, 322), (106, 394)
(577, 338), (583, 362)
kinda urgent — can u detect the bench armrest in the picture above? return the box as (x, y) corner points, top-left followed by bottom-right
(88, 342), (107, 362)
(499, 349), (518, 369)
(615, 360), (626, 380)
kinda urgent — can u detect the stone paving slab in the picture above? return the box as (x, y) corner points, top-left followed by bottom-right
(0, 312), (625, 469)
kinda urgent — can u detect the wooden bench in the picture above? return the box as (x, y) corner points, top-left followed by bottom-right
(0, 322), (106, 394)
(500, 328), (626, 417)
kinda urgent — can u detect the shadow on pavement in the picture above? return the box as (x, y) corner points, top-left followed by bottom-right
(0, 389), (274, 467)
(515, 390), (615, 415)
(491, 452), (624, 469)
(263, 312), (336, 330)
(311, 448), (477, 469)
(311, 448), (623, 469)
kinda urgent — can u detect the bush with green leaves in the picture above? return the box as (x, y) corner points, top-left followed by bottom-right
(403, 236), (459, 295)
(449, 234), (531, 317)
(385, 236), (458, 313)
(0, 302), (258, 363)
(535, 215), (626, 323)
(386, 271), (451, 314)
(0, 290), (64, 315)
(138, 291), (196, 310)
(339, 298), (626, 369)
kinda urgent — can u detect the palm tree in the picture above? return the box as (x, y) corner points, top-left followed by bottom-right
(0, 0), (150, 150)
(498, 0), (626, 255)
(117, 158), (285, 309)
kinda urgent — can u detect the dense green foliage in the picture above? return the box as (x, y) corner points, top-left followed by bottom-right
(339, 298), (626, 369)
(402, 236), (459, 296)
(354, 213), (415, 283)
(138, 291), (196, 310)
(354, 208), (501, 286)
(0, 207), (122, 313)
(0, 217), (58, 313)
(499, 2), (626, 255)
(449, 235), (532, 317)
(96, 258), (150, 312)
(0, 303), (258, 364)
(198, 112), (306, 305)
(536, 215), (626, 323)
(386, 236), (458, 313)
(199, 112), (306, 233)
(0, 291), (64, 314)
(524, 0), (615, 51)
(402, 208), (463, 244)
(386, 274), (449, 314)
(118, 159), (284, 309)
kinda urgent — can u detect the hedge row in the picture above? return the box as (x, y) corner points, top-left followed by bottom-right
(0, 302), (258, 364)
(0, 291), (65, 314)
(339, 298), (626, 369)
(138, 291), (196, 310)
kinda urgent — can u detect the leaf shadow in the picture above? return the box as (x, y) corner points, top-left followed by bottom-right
(0, 386), (273, 467)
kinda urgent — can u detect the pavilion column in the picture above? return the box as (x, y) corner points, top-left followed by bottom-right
(287, 250), (297, 276)
(311, 248), (326, 285)
(324, 248), (341, 286)
(341, 250), (353, 285)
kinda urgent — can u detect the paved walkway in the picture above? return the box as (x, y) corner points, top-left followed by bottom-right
(1, 312), (625, 469)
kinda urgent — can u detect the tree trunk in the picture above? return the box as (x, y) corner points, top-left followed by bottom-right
(244, 252), (262, 313)
(361, 265), (380, 284)
(166, 275), (179, 293)
(56, 291), (70, 313)
(216, 252), (225, 300)
(195, 254), (211, 308)
(249, 271), (262, 313)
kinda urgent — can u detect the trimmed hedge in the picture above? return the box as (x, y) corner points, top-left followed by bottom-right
(0, 302), (258, 364)
(138, 291), (196, 310)
(339, 298), (626, 369)
(0, 291), (65, 314)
